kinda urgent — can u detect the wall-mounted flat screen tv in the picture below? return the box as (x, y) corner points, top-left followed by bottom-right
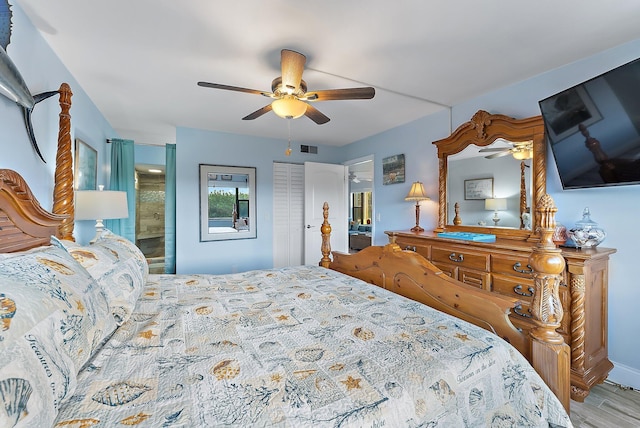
(539, 57), (640, 189)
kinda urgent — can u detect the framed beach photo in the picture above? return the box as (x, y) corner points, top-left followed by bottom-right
(74, 138), (98, 190)
(382, 154), (405, 185)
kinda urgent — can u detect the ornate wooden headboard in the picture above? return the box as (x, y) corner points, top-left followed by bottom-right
(0, 169), (66, 252)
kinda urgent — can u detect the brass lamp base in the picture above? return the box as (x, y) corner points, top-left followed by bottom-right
(411, 202), (424, 232)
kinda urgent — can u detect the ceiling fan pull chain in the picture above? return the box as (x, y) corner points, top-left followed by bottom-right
(285, 119), (292, 156)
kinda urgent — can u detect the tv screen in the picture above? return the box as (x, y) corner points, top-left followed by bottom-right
(539, 57), (640, 189)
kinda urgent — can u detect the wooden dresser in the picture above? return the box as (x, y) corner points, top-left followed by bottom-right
(386, 230), (616, 402)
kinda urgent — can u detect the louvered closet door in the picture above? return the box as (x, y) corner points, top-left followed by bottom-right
(273, 163), (304, 267)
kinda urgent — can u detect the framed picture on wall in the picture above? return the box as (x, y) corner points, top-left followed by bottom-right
(74, 138), (98, 190)
(382, 154), (405, 185)
(464, 178), (493, 200)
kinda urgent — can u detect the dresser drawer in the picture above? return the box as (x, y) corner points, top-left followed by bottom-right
(491, 254), (534, 279)
(432, 261), (456, 278)
(432, 247), (489, 271)
(459, 268), (490, 289)
(432, 262), (489, 289)
(395, 239), (431, 260)
(492, 274), (535, 301)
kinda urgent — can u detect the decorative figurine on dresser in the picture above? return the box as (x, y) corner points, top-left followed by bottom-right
(386, 110), (616, 402)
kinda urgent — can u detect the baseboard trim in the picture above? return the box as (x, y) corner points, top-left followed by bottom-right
(608, 360), (640, 390)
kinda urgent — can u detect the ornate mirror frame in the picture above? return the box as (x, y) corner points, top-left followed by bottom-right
(433, 110), (546, 241)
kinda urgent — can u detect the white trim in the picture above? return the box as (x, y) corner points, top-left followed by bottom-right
(608, 360), (640, 390)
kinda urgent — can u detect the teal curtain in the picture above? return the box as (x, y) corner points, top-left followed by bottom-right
(105, 139), (136, 242)
(164, 144), (176, 274)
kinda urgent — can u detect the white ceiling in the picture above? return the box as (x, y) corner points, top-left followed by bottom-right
(15, 0), (640, 147)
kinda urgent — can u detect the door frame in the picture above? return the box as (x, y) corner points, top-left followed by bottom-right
(345, 154), (375, 245)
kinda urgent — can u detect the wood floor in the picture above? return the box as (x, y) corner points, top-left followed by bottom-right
(570, 382), (640, 427)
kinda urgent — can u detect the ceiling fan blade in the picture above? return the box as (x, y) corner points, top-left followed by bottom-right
(197, 81), (273, 97)
(242, 104), (273, 120)
(485, 151), (513, 159)
(304, 104), (330, 125)
(478, 147), (510, 153)
(281, 49), (306, 92)
(303, 87), (375, 101)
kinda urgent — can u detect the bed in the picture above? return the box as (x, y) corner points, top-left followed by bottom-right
(0, 85), (572, 427)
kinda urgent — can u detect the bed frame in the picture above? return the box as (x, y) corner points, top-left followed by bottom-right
(0, 83), (570, 412)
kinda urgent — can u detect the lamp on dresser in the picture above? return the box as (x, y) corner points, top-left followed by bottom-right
(405, 181), (430, 232)
(75, 185), (129, 243)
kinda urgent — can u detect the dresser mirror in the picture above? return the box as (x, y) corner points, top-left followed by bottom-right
(433, 110), (546, 241)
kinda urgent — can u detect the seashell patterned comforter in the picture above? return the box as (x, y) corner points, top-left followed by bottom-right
(53, 265), (572, 427)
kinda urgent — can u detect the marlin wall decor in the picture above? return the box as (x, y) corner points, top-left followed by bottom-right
(0, 0), (58, 163)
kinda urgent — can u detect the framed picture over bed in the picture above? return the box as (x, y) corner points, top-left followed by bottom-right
(74, 138), (97, 190)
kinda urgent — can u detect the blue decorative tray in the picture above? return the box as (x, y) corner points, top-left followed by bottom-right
(437, 232), (496, 242)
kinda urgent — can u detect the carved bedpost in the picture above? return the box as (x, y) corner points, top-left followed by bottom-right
(528, 194), (570, 412)
(52, 83), (74, 240)
(319, 202), (332, 268)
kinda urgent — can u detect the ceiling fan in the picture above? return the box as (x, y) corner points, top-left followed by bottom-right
(349, 171), (372, 183)
(197, 49), (375, 124)
(478, 140), (533, 160)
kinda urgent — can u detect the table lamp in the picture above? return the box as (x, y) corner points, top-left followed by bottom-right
(75, 185), (129, 242)
(405, 181), (430, 232)
(485, 197), (507, 226)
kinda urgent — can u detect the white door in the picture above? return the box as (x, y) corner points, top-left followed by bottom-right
(273, 163), (304, 267)
(304, 161), (348, 265)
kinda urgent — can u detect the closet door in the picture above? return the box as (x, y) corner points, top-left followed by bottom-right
(273, 163), (304, 267)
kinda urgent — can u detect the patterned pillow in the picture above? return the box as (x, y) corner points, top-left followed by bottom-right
(0, 246), (117, 427)
(52, 230), (148, 325)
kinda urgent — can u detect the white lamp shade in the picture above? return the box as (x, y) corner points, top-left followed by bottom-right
(485, 198), (507, 211)
(271, 96), (307, 119)
(75, 190), (129, 220)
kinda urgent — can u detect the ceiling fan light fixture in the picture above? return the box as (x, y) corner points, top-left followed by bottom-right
(272, 95), (307, 119)
(512, 148), (533, 160)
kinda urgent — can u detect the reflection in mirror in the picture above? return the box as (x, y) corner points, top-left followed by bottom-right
(447, 141), (532, 229)
(200, 165), (256, 241)
(433, 110), (546, 241)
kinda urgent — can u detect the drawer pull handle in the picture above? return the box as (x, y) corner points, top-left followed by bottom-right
(513, 262), (533, 274)
(513, 304), (532, 318)
(513, 285), (534, 297)
(448, 253), (464, 262)
(405, 246), (416, 252)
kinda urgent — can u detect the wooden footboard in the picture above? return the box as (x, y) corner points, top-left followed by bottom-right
(320, 200), (571, 411)
(331, 242), (531, 355)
